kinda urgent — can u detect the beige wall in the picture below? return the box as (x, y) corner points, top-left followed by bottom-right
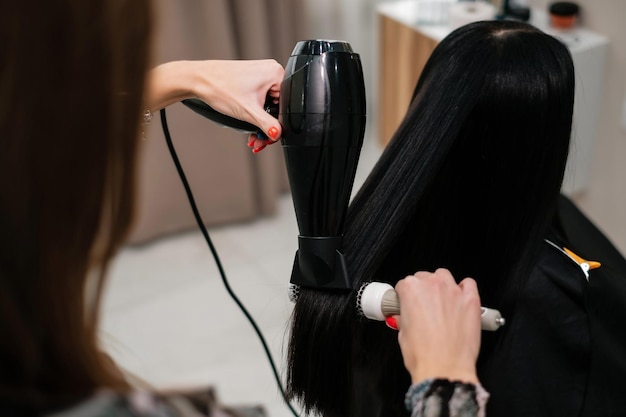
(529, 0), (626, 252)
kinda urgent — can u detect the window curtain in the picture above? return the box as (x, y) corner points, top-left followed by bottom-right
(129, 0), (309, 244)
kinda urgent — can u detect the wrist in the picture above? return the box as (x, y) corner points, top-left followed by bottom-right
(146, 60), (203, 111)
(184, 60), (217, 103)
(411, 366), (478, 385)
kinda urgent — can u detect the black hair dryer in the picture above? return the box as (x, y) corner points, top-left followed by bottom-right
(281, 40), (366, 290)
(182, 40), (366, 290)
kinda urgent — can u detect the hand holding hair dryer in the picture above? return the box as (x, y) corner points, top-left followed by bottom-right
(182, 40), (366, 291)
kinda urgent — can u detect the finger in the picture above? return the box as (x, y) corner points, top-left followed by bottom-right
(395, 274), (422, 295)
(400, 274), (419, 283)
(248, 135), (266, 152)
(458, 277), (479, 295)
(250, 108), (281, 143)
(386, 315), (401, 330)
(412, 270), (433, 280)
(265, 59), (285, 88)
(268, 88), (280, 99)
(252, 143), (267, 154)
(458, 278), (482, 313)
(433, 268), (454, 281)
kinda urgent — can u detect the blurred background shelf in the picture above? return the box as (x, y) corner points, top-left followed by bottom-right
(377, 1), (608, 195)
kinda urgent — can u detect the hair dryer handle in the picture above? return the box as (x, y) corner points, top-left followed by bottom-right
(182, 98), (279, 136)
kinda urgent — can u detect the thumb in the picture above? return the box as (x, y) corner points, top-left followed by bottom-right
(250, 108), (281, 143)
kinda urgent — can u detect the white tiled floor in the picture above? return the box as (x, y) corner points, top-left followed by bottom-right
(100, 134), (383, 417)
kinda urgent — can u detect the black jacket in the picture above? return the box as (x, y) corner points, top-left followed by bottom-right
(481, 196), (626, 417)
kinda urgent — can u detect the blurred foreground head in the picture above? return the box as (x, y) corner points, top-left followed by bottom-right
(0, 0), (152, 410)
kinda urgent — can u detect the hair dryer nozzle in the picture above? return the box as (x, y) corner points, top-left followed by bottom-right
(290, 236), (350, 289)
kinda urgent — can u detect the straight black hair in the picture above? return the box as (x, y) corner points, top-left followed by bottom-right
(287, 20), (574, 417)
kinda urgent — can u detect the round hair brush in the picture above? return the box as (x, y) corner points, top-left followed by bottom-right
(357, 282), (506, 331)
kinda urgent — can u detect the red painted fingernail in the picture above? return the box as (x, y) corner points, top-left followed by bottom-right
(248, 138), (255, 148)
(267, 126), (279, 140)
(252, 144), (266, 154)
(385, 316), (398, 330)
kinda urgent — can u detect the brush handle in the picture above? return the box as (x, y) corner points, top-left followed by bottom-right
(360, 282), (505, 331)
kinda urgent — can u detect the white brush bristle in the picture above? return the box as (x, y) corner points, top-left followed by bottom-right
(288, 284), (300, 303)
(359, 282), (394, 321)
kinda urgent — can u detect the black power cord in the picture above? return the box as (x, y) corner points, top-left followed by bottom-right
(159, 109), (300, 417)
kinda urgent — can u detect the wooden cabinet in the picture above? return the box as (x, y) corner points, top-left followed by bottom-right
(378, 13), (438, 146)
(376, 1), (608, 194)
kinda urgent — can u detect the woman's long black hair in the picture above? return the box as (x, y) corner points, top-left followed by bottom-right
(287, 20), (575, 417)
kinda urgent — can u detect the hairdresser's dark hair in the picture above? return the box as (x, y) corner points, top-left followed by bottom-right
(287, 20), (574, 416)
(0, 0), (151, 412)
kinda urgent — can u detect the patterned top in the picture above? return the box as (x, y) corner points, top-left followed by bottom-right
(46, 388), (266, 417)
(405, 379), (489, 417)
(45, 381), (485, 417)
(47, 391), (177, 417)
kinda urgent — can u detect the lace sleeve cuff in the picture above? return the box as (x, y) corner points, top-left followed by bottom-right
(405, 378), (489, 417)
